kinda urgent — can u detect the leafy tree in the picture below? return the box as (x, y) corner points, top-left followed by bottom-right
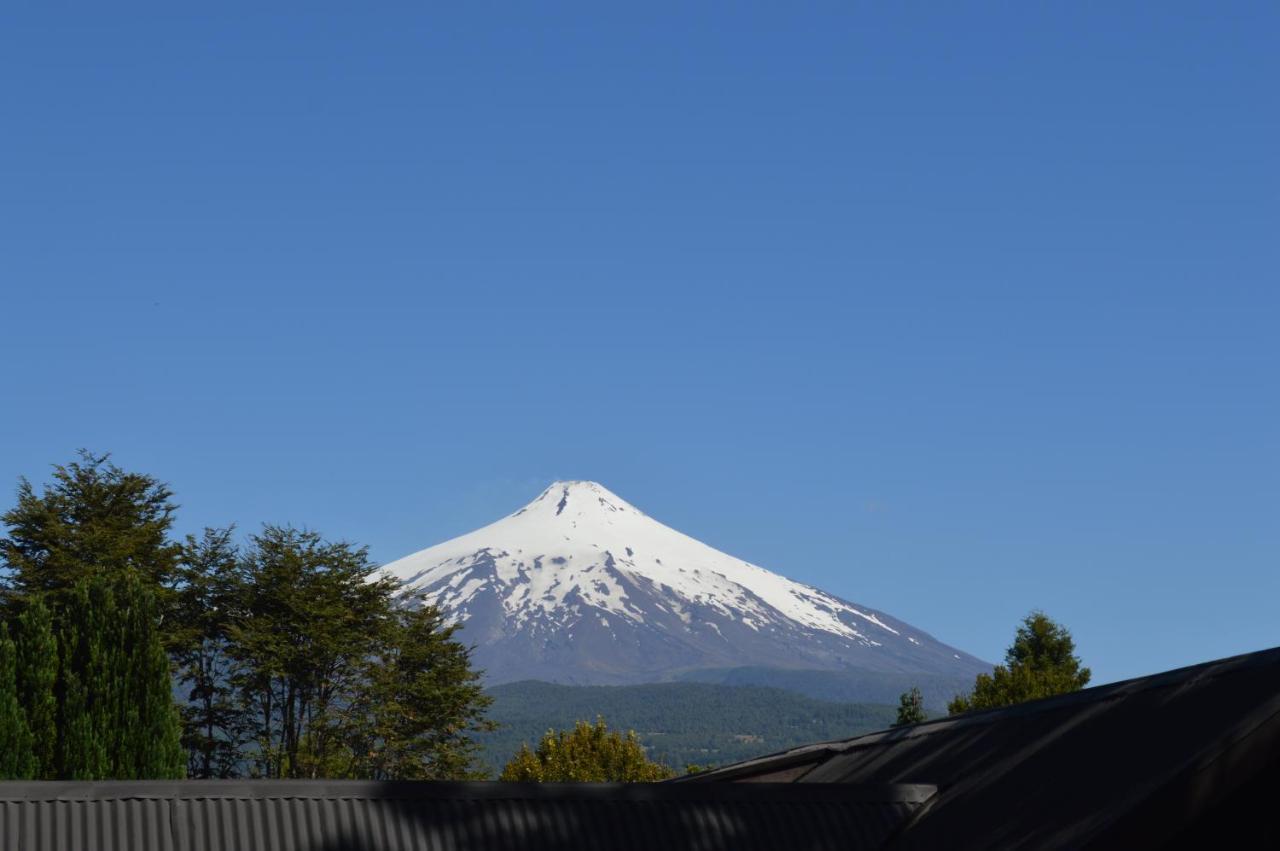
(345, 602), (495, 780)
(893, 686), (927, 727)
(499, 718), (675, 782)
(14, 596), (57, 777)
(948, 611), (1091, 715)
(0, 623), (35, 778)
(229, 525), (400, 779)
(172, 528), (248, 778)
(2, 453), (498, 782)
(1, 451), (180, 608)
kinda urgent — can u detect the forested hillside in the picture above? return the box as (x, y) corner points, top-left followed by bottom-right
(480, 681), (897, 773)
(676, 666), (975, 713)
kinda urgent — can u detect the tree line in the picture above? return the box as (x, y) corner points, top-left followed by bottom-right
(481, 680), (895, 774)
(0, 451), (494, 780)
(1, 450), (1095, 781)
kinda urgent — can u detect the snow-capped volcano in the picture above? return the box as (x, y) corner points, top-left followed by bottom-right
(380, 481), (988, 685)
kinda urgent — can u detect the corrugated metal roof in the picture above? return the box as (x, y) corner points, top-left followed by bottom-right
(683, 645), (1280, 850)
(0, 780), (936, 851)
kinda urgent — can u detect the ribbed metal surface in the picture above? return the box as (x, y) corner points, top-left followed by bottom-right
(0, 781), (934, 851)
(3, 797), (174, 851)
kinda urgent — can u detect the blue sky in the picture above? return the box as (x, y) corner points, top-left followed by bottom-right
(2, 4), (1276, 685)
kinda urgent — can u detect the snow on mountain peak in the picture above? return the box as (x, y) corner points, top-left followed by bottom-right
(513, 480), (645, 521)
(379, 481), (987, 685)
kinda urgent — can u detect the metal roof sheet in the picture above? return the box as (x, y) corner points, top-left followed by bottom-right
(0, 780), (936, 851)
(684, 645), (1280, 849)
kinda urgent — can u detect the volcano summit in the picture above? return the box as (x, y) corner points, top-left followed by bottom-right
(380, 481), (988, 687)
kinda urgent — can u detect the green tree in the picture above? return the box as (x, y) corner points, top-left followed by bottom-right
(893, 686), (927, 727)
(499, 718), (675, 782)
(229, 525), (400, 779)
(117, 572), (185, 778)
(3, 453), (499, 781)
(1, 451), (180, 608)
(57, 576), (113, 778)
(56, 574), (184, 779)
(14, 596), (57, 778)
(948, 611), (1091, 715)
(345, 602), (495, 780)
(0, 623), (35, 778)
(172, 527), (248, 778)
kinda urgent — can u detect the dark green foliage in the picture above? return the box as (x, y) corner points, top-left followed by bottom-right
(56, 574), (184, 779)
(0, 623), (35, 778)
(171, 528), (247, 778)
(677, 666), (976, 714)
(893, 686), (927, 727)
(481, 681), (897, 773)
(57, 578), (111, 778)
(119, 574), (186, 778)
(948, 611), (1091, 714)
(229, 526), (403, 778)
(345, 602), (495, 780)
(499, 718), (675, 782)
(0, 454), (184, 780)
(224, 528), (494, 780)
(0, 453), (499, 781)
(1, 451), (180, 606)
(14, 597), (57, 777)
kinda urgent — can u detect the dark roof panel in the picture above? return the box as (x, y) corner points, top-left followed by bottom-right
(685, 646), (1280, 849)
(0, 780), (936, 851)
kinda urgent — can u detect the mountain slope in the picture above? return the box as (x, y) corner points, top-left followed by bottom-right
(381, 481), (989, 685)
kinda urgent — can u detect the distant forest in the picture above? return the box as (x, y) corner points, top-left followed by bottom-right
(676, 666), (974, 714)
(479, 681), (897, 772)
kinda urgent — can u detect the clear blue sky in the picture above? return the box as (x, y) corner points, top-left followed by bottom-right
(2, 4), (1276, 685)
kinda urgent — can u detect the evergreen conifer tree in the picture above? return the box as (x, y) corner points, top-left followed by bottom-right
(893, 686), (927, 727)
(55, 574), (184, 779)
(14, 596), (57, 778)
(0, 623), (35, 778)
(115, 572), (184, 778)
(57, 577), (113, 779)
(948, 611), (1090, 714)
